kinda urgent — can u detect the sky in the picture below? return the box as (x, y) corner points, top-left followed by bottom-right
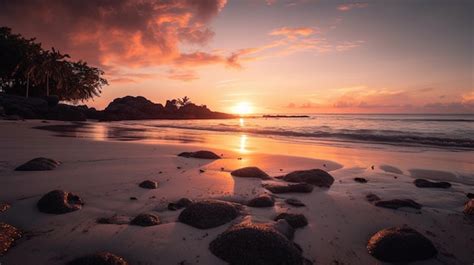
(0, 0), (473, 114)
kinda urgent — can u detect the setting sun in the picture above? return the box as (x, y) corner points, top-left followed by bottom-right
(232, 102), (253, 115)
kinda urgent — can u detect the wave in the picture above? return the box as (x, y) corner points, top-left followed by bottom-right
(148, 124), (474, 149)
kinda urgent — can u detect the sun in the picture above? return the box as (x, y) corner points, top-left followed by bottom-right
(232, 102), (253, 115)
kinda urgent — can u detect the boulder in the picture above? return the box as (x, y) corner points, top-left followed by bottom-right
(414, 179), (451, 189)
(0, 222), (22, 256)
(15, 157), (60, 171)
(168, 198), (193, 211)
(0, 202), (10, 213)
(285, 198), (305, 207)
(178, 151), (220, 159)
(367, 226), (437, 262)
(138, 180), (158, 189)
(68, 252), (129, 265)
(270, 219), (295, 240)
(178, 200), (240, 229)
(263, 183), (313, 194)
(231, 167), (270, 179)
(274, 213), (308, 228)
(45, 103), (87, 121)
(247, 194), (274, 207)
(354, 177), (368, 183)
(0, 95), (48, 119)
(130, 213), (161, 226)
(463, 199), (474, 215)
(43, 95), (59, 107)
(282, 169), (334, 188)
(37, 190), (83, 214)
(375, 199), (421, 210)
(209, 220), (308, 265)
(97, 215), (131, 225)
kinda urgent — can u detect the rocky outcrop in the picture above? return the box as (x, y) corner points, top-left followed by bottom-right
(178, 150), (221, 159)
(178, 200), (240, 229)
(130, 213), (161, 226)
(281, 169), (335, 188)
(0, 222), (22, 256)
(367, 226), (437, 262)
(414, 179), (451, 189)
(263, 183), (314, 194)
(68, 252), (129, 265)
(37, 190), (83, 214)
(209, 220), (309, 265)
(15, 157), (60, 171)
(231, 167), (271, 179)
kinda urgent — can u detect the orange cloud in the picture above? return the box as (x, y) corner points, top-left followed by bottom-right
(337, 2), (368, 12)
(270, 26), (316, 39)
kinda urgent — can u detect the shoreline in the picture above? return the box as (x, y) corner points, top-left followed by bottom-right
(0, 120), (473, 264)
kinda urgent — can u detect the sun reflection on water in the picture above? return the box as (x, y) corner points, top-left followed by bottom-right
(239, 134), (248, 153)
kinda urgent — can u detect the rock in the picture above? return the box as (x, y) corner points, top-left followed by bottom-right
(285, 198), (305, 207)
(274, 213), (308, 228)
(263, 183), (313, 194)
(231, 167), (270, 179)
(0, 222), (22, 256)
(178, 151), (220, 159)
(168, 198), (193, 211)
(367, 226), (437, 262)
(366, 193), (381, 202)
(375, 199), (421, 210)
(138, 180), (158, 189)
(97, 215), (131, 225)
(0, 95), (48, 119)
(270, 219), (295, 240)
(3, 114), (22, 120)
(45, 103), (87, 121)
(414, 179), (451, 189)
(354, 177), (368, 183)
(15, 157), (60, 171)
(463, 199), (474, 215)
(209, 220), (308, 265)
(247, 194), (274, 207)
(37, 190), (83, 214)
(0, 202), (10, 213)
(130, 213), (161, 226)
(282, 169), (334, 188)
(467, 193), (474, 199)
(178, 200), (240, 229)
(67, 252), (129, 265)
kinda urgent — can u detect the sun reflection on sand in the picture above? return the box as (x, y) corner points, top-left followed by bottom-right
(239, 134), (248, 153)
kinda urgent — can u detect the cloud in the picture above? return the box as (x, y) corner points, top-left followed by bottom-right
(270, 27), (316, 39)
(167, 69), (199, 81)
(0, 0), (227, 69)
(337, 2), (368, 12)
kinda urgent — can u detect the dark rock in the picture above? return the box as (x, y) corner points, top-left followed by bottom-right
(414, 179), (451, 189)
(354, 177), (368, 183)
(37, 190), (83, 214)
(129, 197), (137, 201)
(367, 226), (437, 262)
(0, 202), (10, 213)
(209, 220), (308, 265)
(285, 198), (305, 207)
(15, 157), (60, 171)
(68, 252), (129, 265)
(138, 180), (158, 189)
(282, 169), (334, 188)
(274, 213), (308, 228)
(0, 95), (48, 119)
(366, 193), (381, 202)
(0, 222), (22, 256)
(178, 151), (220, 159)
(467, 193), (474, 199)
(247, 194), (274, 207)
(263, 183), (313, 194)
(3, 114), (22, 120)
(270, 219), (295, 240)
(178, 200), (240, 229)
(45, 103), (87, 121)
(375, 199), (422, 210)
(130, 213), (161, 226)
(168, 198), (193, 211)
(43, 95), (59, 107)
(231, 167), (270, 179)
(463, 199), (474, 215)
(97, 215), (131, 225)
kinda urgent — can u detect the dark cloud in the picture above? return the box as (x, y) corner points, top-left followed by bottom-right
(0, 0), (227, 68)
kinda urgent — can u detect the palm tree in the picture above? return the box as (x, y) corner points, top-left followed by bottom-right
(177, 96), (191, 107)
(40, 48), (70, 96)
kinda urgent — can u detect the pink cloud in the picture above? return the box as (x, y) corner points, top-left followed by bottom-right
(337, 2), (368, 12)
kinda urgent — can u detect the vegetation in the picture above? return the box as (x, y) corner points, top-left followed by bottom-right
(0, 27), (107, 101)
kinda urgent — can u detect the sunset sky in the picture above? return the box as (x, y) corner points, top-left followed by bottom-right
(1, 0), (472, 113)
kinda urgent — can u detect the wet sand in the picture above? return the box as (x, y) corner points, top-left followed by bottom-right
(0, 120), (473, 264)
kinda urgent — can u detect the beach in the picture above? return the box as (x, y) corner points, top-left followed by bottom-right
(0, 119), (473, 265)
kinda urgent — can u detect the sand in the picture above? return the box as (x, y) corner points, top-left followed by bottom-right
(0, 120), (473, 264)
